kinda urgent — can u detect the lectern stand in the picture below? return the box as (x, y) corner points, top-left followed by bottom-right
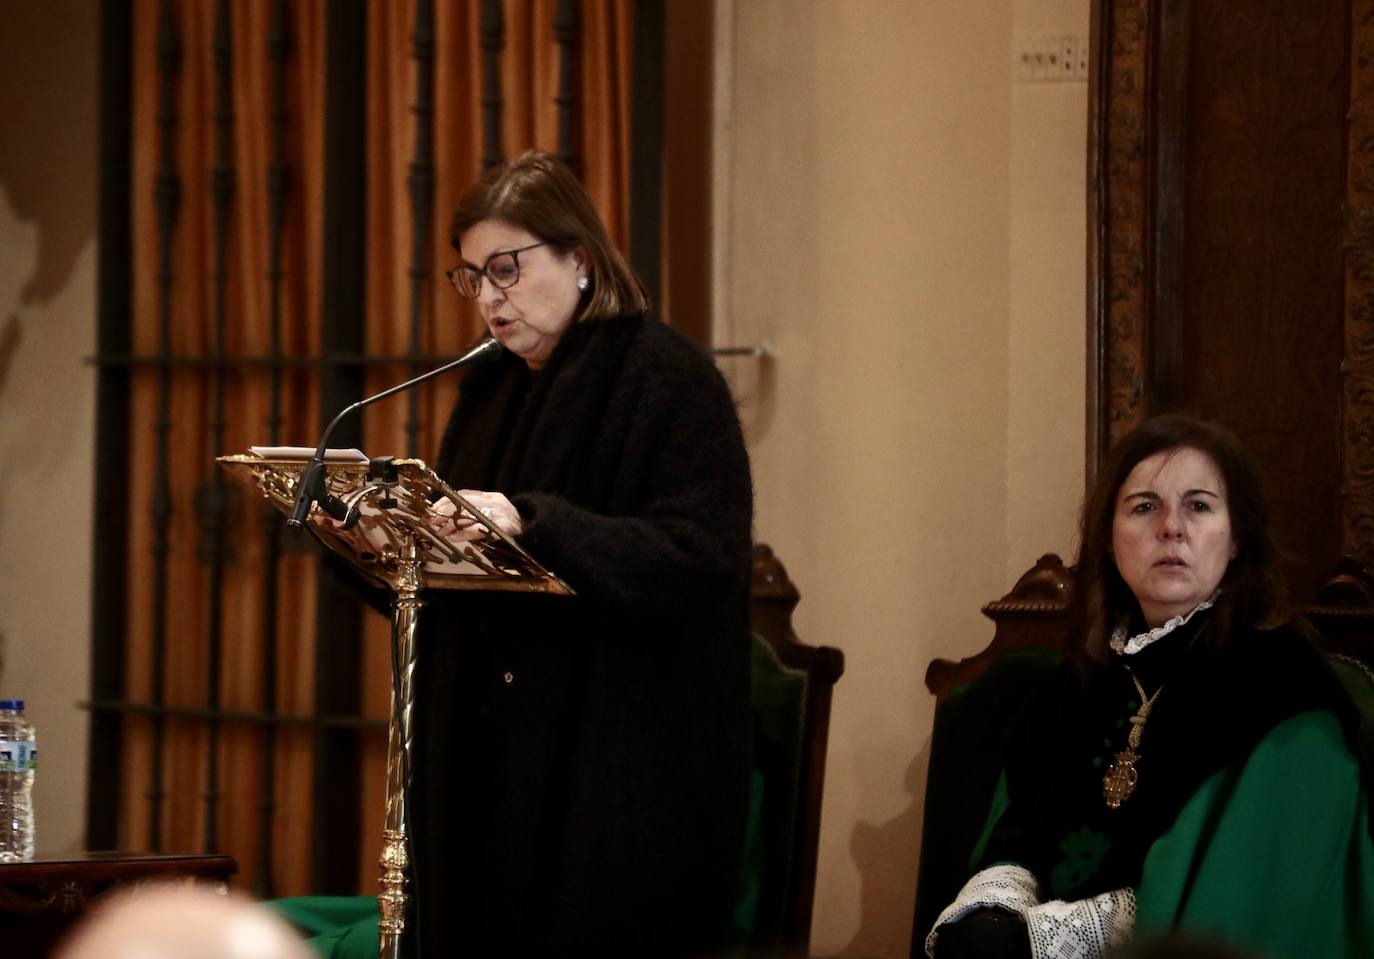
(219, 451), (572, 959)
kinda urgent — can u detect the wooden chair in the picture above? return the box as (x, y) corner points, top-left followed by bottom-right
(911, 555), (1075, 951)
(747, 544), (846, 959)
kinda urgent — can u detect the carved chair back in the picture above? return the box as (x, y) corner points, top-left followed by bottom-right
(747, 544), (845, 959)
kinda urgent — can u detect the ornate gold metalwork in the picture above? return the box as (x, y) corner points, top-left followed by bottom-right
(1103, 673), (1161, 809)
(377, 539), (422, 959)
(217, 450), (574, 958)
(1102, 749), (1140, 808)
(216, 453), (572, 595)
(378, 828), (410, 936)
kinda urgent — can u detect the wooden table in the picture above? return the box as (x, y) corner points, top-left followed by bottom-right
(0, 851), (237, 957)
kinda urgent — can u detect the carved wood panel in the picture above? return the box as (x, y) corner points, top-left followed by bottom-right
(1344, 0), (1374, 574)
(1174, 0), (1347, 600)
(1090, 0), (1151, 462)
(1090, 0), (1374, 601)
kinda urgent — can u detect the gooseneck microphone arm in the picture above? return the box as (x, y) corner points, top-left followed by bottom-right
(286, 337), (504, 528)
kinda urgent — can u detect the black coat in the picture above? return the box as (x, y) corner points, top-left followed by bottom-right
(410, 313), (754, 958)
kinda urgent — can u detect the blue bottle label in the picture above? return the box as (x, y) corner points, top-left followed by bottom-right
(0, 741), (36, 772)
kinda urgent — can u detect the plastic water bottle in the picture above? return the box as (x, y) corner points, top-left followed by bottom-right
(0, 700), (36, 862)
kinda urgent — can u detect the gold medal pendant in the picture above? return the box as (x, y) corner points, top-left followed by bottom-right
(1102, 749), (1139, 808)
(1103, 671), (1163, 810)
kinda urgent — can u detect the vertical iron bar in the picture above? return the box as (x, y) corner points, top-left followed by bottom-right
(255, 0), (291, 900)
(479, 0), (504, 169)
(147, 0), (183, 853)
(311, 0), (368, 894)
(200, 0), (236, 854)
(629, 0), (665, 306)
(406, 0), (435, 456)
(553, 0), (580, 176)
(89, 0), (134, 851)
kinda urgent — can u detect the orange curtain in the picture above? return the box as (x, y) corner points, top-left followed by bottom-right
(121, 0), (632, 897)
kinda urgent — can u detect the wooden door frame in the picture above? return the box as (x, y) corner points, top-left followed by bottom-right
(1086, 0), (1374, 577)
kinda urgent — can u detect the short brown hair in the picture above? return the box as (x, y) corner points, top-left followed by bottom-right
(1075, 414), (1289, 661)
(450, 151), (650, 321)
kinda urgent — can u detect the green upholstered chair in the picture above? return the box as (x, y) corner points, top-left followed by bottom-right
(911, 645), (1064, 947)
(911, 555), (1077, 951)
(746, 545), (845, 959)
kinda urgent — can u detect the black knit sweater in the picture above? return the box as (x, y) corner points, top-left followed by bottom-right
(410, 313), (754, 958)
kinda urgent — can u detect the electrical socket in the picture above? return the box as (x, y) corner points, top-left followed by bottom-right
(1015, 34), (1089, 83)
(1061, 35), (1078, 82)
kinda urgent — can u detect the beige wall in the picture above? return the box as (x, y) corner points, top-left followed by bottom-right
(0, 1), (99, 856)
(1006, 0), (1091, 586)
(1, 1), (1090, 952)
(715, 1), (1088, 954)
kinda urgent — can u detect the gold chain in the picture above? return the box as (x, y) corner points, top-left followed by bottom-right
(1125, 672), (1163, 751)
(1102, 670), (1164, 809)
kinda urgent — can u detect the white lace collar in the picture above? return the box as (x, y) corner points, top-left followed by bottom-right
(1109, 594), (1217, 656)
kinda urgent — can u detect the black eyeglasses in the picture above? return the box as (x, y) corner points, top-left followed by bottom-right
(445, 242), (548, 298)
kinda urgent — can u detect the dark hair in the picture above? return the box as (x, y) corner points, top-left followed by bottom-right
(1075, 414), (1288, 661)
(449, 150), (650, 321)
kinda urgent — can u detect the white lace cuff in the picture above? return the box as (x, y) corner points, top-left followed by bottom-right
(924, 869), (1135, 959)
(924, 864), (1040, 957)
(1025, 887), (1135, 959)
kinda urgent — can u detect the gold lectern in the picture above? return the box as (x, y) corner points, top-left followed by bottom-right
(218, 450), (571, 959)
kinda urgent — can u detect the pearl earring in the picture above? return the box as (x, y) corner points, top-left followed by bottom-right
(576, 275), (590, 291)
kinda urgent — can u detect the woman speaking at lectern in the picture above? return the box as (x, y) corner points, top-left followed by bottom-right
(413, 150), (753, 958)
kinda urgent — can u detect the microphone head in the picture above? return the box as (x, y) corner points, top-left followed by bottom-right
(466, 337), (504, 362)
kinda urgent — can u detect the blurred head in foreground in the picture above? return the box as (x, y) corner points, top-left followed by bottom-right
(57, 883), (312, 959)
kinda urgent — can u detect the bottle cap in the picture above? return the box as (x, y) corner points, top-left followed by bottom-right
(0, 700), (23, 711)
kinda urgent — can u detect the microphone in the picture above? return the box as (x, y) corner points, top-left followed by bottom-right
(286, 337), (504, 527)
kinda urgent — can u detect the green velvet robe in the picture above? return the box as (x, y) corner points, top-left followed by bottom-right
(968, 617), (1374, 958)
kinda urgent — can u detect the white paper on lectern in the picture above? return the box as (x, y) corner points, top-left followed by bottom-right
(249, 446), (368, 462)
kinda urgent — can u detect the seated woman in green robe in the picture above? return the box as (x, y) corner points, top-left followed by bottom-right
(926, 414), (1374, 959)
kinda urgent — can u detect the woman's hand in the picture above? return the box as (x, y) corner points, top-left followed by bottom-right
(930, 907), (1030, 959)
(429, 489), (523, 543)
